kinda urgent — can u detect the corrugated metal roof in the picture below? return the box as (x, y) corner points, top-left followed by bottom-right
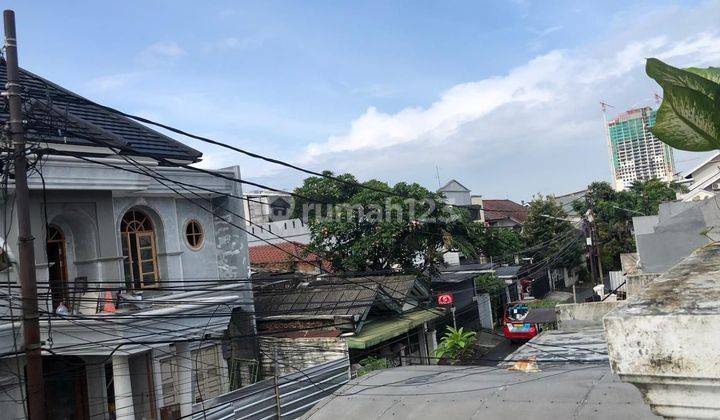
(0, 59), (202, 162)
(253, 275), (419, 318)
(502, 326), (609, 365)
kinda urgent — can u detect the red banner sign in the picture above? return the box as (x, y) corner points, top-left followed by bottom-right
(437, 293), (454, 306)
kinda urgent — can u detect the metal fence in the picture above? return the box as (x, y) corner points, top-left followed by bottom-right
(608, 271), (626, 292)
(192, 357), (350, 420)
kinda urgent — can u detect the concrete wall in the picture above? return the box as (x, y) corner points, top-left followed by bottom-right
(625, 273), (661, 297)
(555, 301), (621, 329)
(258, 336), (348, 378)
(442, 191), (471, 206)
(633, 199), (720, 274)
(247, 218), (311, 245)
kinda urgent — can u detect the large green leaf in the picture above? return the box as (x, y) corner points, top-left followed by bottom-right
(647, 58), (720, 101)
(651, 85), (720, 151)
(686, 66), (720, 85)
(646, 58), (720, 151)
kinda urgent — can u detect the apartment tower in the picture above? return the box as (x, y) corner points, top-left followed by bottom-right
(606, 107), (675, 190)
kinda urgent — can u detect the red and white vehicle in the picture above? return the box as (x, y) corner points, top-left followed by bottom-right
(502, 301), (540, 342)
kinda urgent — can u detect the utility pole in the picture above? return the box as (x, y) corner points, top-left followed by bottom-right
(3, 10), (46, 419)
(584, 191), (603, 285)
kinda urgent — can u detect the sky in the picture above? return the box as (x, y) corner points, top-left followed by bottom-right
(5, 0), (720, 201)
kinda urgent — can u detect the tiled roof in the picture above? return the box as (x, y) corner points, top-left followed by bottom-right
(482, 199), (528, 222)
(249, 242), (321, 265)
(0, 59), (202, 162)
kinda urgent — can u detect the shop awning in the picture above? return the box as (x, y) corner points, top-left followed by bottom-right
(347, 308), (445, 350)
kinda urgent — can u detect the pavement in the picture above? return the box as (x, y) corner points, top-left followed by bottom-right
(477, 334), (521, 363)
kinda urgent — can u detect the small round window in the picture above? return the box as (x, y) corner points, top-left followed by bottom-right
(184, 219), (204, 250)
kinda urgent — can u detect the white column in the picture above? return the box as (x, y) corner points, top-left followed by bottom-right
(85, 359), (108, 420)
(425, 328), (438, 365)
(112, 355), (135, 420)
(175, 342), (193, 418)
(418, 325), (429, 365)
(151, 349), (166, 419)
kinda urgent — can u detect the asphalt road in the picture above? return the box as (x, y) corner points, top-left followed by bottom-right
(478, 337), (521, 364)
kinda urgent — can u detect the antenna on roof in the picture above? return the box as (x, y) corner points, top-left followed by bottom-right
(435, 165), (441, 189)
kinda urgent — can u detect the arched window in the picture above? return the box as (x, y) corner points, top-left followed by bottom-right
(121, 209), (159, 289)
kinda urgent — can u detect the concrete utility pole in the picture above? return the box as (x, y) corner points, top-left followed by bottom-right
(3, 10), (46, 419)
(583, 192), (602, 285)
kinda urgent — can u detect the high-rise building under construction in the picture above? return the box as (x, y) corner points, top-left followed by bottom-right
(606, 107), (675, 190)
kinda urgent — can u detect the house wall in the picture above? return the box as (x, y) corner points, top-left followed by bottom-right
(442, 191), (471, 206)
(258, 336), (348, 378)
(487, 218), (521, 228)
(0, 161), (254, 418)
(0, 173), (250, 299)
(633, 200), (718, 273)
(247, 218), (311, 246)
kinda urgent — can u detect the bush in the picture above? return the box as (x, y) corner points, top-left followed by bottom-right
(357, 356), (390, 377)
(435, 326), (477, 364)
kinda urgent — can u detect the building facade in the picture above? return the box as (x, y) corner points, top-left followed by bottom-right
(607, 107), (676, 190)
(0, 59), (254, 419)
(243, 190), (294, 225)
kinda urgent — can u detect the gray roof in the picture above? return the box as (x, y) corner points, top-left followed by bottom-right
(437, 179), (471, 193)
(495, 265), (521, 278)
(254, 275), (419, 318)
(301, 364), (658, 419)
(502, 326), (609, 365)
(0, 59), (202, 162)
(440, 263), (494, 272)
(432, 271), (477, 284)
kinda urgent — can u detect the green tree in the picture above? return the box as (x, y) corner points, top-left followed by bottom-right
(475, 273), (507, 319)
(522, 195), (584, 272)
(572, 179), (685, 271)
(295, 173), (527, 274)
(297, 174), (468, 274)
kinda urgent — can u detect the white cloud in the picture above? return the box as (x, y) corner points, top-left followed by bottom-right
(85, 72), (145, 92)
(137, 42), (186, 67)
(217, 36), (264, 51)
(529, 25), (563, 38)
(298, 3), (720, 199)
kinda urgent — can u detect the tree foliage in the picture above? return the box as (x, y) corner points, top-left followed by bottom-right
(296, 172), (523, 274)
(522, 195), (584, 271)
(357, 356), (391, 377)
(297, 172), (466, 274)
(475, 274), (507, 318)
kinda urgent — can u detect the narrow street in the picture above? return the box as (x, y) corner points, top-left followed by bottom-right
(480, 338), (521, 364)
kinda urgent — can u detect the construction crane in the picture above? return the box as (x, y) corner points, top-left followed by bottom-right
(600, 101), (617, 189)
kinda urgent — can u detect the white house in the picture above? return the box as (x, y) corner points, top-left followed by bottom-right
(0, 59), (253, 419)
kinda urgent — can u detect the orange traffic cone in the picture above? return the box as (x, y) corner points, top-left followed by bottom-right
(102, 291), (116, 313)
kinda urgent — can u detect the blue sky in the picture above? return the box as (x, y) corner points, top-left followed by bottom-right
(5, 1), (720, 200)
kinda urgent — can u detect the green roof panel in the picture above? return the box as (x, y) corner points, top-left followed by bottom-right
(347, 309), (445, 349)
